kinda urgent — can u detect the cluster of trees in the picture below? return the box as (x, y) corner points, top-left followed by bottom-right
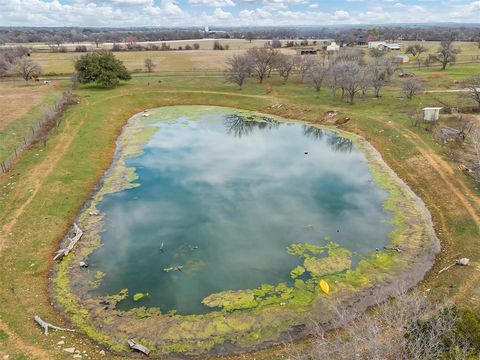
(74, 50), (130, 88)
(225, 47), (424, 104)
(288, 290), (480, 359)
(0, 47), (42, 81)
(406, 39), (461, 70)
(0, 27), (205, 45)
(111, 41), (200, 52)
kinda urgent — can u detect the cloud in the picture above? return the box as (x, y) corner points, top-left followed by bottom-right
(189, 0), (235, 7)
(0, 0), (478, 26)
(213, 7), (233, 18)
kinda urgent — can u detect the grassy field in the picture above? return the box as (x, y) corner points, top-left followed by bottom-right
(0, 81), (67, 164)
(31, 40), (297, 74)
(0, 55), (479, 359)
(29, 40), (480, 75)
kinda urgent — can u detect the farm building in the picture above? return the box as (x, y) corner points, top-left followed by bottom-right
(326, 41), (340, 52)
(380, 43), (401, 51)
(392, 54), (410, 64)
(423, 107), (442, 122)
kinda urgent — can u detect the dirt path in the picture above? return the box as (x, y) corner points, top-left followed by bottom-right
(387, 121), (480, 225)
(0, 101), (91, 359)
(380, 120), (480, 304)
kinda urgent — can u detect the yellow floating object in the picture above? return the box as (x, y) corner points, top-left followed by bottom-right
(319, 280), (330, 295)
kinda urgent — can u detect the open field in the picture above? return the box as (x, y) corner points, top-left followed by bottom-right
(0, 47), (479, 359)
(31, 47), (297, 74)
(28, 40), (480, 76)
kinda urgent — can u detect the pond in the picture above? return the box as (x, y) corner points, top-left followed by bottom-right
(87, 106), (394, 315)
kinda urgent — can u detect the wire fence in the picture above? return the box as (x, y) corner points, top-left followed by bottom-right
(0, 88), (73, 175)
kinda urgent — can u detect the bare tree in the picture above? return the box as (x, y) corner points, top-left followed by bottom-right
(0, 54), (10, 76)
(224, 54), (251, 89)
(405, 43), (428, 69)
(304, 60), (329, 96)
(296, 55), (317, 81)
(275, 54), (295, 84)
(339, 61), (363, 104)
(402, 77), (424, 99)
(432, 39), (460, 70)
(368, 57), (395, 97)
(15, 58), (41, 82)
(245, 47), (279, 84)
(288, 290), (471, 360)
(358, 67), (371, 97)
(144, 58), (155, 73)
(327, 61), (343, 96)
(369, 47), (385, 58)
(332, 48), (365, 65)
(461, 72), (480, 109)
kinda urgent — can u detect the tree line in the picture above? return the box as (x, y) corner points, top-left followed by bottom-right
(1, 26), (478, 46)
(225, 47), (422, 104)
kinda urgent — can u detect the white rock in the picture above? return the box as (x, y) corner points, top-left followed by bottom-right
(63, 348), (75, 353)
(99, 350), (106, 355)
(57, 340), (65, 345)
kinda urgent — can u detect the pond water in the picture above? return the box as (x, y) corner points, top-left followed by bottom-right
(89, 107), (394, 315)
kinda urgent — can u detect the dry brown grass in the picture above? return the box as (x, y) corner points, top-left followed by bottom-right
(30, 41), (297, 74)
(0, 81), (62, 131)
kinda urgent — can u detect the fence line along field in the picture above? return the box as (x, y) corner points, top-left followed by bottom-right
(0, 81), (67, 163)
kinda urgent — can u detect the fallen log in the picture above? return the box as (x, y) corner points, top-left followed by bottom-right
(34, 315), (75, 336)
(438, 258), (470, 274)
(128, 339), (150, 356)
(54, 223), (83, 261)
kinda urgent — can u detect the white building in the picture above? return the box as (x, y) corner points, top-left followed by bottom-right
(368, 41), (386, 49)
(423, 107), (442, 122)
(326, 41), (340, 52)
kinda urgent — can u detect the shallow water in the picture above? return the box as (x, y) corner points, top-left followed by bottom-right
(89, 107), (394, 315)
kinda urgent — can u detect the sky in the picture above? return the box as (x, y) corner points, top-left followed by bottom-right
(0, 0), (478, 27)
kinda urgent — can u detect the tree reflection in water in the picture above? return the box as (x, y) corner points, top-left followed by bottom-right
(223, 114), (280, 138)
(223, 115), (353, 153)
(303, 125), (353, 153)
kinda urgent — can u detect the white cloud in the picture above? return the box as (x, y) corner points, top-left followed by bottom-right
(189, 0), (236, 7)
(213, 7), (233, 18)
(0, 0), (478, 26)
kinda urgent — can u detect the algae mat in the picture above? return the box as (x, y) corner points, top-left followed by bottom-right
(52, 106), (439, 357)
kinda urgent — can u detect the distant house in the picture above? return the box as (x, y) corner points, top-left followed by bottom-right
(368, 41), (387, 49)
(423, 107), (442, 122)
(326, 41), (340, 52)
(392, 54), (410, 64)
(296, 47), (319, 55)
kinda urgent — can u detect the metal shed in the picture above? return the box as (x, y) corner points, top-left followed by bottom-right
(423, 107), (442, 122)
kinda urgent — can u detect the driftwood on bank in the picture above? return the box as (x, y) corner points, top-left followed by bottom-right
(34, 315), (75, 336)
(438, 257), (470, 274)
(54, 223), (83, 261)
(128, 339), (151, 356)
